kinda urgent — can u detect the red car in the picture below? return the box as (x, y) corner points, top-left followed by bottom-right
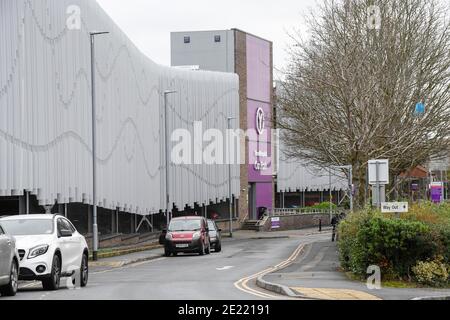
(163, 216), (211, 256)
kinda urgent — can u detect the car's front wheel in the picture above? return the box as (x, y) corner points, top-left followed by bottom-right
(0, 260), (18, 296)
(215, 242), (222, 252)
(42, 254), (61, 291)
(80, 253), (88, 287)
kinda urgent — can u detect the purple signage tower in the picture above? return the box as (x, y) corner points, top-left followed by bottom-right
(246, 34), (273, 218)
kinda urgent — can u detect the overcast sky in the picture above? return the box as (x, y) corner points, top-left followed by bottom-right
(96, 0), (319, 79)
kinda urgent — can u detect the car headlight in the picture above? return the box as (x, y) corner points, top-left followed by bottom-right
(28, 245), (49, 259)
(192, 231), (201, 240)
(165, 233), (173, 241)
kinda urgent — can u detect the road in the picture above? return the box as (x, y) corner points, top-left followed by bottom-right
(4, 232), (329, 300)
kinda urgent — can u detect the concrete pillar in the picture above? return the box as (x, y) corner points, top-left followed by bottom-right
(130, 213), (135, 234)
(58, 204), (64, 216)
(151, 214), (154, 232)
(111, 209), (116, 234)
(88, 206), (92, 234)
(18, 195), (26, 214)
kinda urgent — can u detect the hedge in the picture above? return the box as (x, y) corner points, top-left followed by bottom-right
(338, 202), (450, 285)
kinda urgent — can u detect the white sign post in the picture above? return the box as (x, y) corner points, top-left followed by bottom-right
(381, 202), (408, 213)
(368, 159), (389, 209)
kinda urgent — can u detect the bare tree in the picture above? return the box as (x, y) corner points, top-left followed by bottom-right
(278, 0), (450, 207)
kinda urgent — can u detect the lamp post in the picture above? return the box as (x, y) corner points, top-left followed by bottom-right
(164, 90), (177, 229)
(329, 169), (332, 221)
(90, 31), (109, 261)
(227, 117), (236, 237)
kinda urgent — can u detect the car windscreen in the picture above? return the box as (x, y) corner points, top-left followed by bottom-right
(0, 219), (54, 236)
(207, 220), (216, 231)
(169, 219), (202, 232)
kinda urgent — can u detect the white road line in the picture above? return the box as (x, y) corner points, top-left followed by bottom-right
(216, 266), (234, 271)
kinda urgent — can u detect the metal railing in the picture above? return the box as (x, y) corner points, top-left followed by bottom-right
(269, 208), (339, 217)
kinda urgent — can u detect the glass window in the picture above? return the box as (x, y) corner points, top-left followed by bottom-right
(64, 219), (77, 233)
(1, 219), (54, 236)
(184, 36), (190, 44)
(57, 219), (65, 236)
(169, 219), (202, 232)
(214, 35), (221, 43)
(207, 220), (216, 231)
(57, 219), (72, 236)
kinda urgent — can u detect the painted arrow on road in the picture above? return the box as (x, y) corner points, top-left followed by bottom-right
(216, 266), (234, 271)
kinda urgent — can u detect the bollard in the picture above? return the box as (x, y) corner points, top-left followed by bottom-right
(319, 219), (322, 232)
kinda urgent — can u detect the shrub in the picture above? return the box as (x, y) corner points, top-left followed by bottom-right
(310, 202), (337, 210)
(412, 256), (449, 287)
(338, 202), (450, 284)
(339, 212), (431, 278)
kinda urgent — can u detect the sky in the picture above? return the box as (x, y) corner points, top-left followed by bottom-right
(96, 0), (319, 80)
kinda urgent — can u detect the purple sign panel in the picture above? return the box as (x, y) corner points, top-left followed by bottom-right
(271, 217), (280, 229)
(246, 34), (272, 183)
(430, 183), (443, 203)
(248, 101), (272, 182)
(245, 34), (273, 211)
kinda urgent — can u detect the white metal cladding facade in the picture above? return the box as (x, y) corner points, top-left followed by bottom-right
(0, 0), (240, 214)
(277, 139), (347, 193)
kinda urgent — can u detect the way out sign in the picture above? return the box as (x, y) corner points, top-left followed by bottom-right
(381, 202), (408, 213)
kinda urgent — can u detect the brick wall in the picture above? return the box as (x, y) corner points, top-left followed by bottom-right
(261, 214), (332, 232)
(235, 29), (249, 223)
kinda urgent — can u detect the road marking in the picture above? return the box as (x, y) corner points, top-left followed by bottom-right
(234, 243), (305, 299)
(216, 266), (234, 271)
(91, 257), (166, 275)
(292, 287), (381, 300)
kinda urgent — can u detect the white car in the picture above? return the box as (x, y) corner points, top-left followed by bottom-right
(0, 214), (89, 291)
(0, 224), (19, 296)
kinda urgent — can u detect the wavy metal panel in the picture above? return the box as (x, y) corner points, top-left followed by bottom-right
(0, 0), (240, 214)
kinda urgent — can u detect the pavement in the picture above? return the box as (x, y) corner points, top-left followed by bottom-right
(258, 240), (450, 300)
(6, 228), (330, 300)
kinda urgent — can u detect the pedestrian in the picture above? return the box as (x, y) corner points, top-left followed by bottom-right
(331, 214), (338, 242)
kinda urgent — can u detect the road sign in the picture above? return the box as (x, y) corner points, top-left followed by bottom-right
(430, 182), (444, 203)
(271, 217), (280, 229)
(368, 159), (389, 185)
(415, 102), (425, 115)
(381, 202), (408, 213)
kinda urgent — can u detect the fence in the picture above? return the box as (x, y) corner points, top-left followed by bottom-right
(268, 208), (339, 217)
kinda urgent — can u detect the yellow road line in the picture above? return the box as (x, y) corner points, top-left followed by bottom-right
(234, 243), (305, 299)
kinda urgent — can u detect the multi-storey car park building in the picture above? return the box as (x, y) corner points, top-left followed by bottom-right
(171, 30), (348, 221)
(0, 0), (240, 236)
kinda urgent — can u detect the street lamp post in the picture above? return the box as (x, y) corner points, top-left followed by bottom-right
(227, 117), (236, 237)
(90, 31), (109, 261)
(164, 90), (177, 229)
(329, 170), (332, 222)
